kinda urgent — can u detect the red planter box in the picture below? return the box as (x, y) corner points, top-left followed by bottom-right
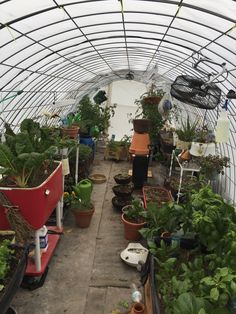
(142, 185), (173, 208)
(0, 162), (63, 230)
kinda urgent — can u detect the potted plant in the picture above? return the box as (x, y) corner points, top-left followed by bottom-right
(142, 185), (173, 208)
(175, 116), (199, 150)
(104, 136), (130, 161)
(190, 127), (216, 157)
(67, 181), (94, 228)
(121, 198), (146, 241)
(61, 112), (80, 139)
(114, 173), (132, 185)
(0, 239), (28, 314)
(0, 120), (63, 230)
(134, 89), (165, 145)
(197, 154), (230, 180)
(112, 184), (134, 198)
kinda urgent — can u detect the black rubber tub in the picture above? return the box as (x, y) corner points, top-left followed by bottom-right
(0, 246), (28, 314)
(114, 174), (132, 185)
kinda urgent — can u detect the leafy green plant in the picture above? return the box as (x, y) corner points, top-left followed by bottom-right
(197, 154), (230, 178)
(191, 185), (236, 251)
(0, 120), (57, 187)
(200, 267), (236, 308)
(0, 240), (14, 291)
(172, 293), (212, 314)
(122, 198), (144, 223)
(140, 202), (184, 239)
(175, 116), (199, 142)
(77, 95), (116, 135)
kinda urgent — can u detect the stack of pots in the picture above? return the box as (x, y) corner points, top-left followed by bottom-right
(112, 174), (134, 211)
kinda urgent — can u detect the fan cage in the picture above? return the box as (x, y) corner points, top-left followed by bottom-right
(170, 75), (221, 110)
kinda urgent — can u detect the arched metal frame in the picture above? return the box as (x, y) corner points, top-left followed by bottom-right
(0, 0), (236, 202)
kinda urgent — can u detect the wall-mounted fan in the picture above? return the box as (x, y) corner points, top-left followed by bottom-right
(171, 58), (227, 110)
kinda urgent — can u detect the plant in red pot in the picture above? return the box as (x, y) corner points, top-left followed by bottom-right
(69, 180), (95, 228)
(0, 120), (63, 230)
(121, 198), (146, 241)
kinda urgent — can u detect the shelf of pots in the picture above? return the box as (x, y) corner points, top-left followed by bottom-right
(0, 237), (28, 314)
(67, 179), (94, 228)
(141, 185), (236, 314)
(121, 198), (146, 241)
(112, 174), (133, 211)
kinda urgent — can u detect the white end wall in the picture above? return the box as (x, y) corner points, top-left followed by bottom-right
(108, 80), (147, 140)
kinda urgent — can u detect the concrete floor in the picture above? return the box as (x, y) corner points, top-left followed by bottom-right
(11, 153), (167, 314)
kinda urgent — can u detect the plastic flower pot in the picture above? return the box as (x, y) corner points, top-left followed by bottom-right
(0, 162), (63, 230)
(133, 119), (150, 134)
(121, 213), (146, 241)
(72, 206), (95, 228)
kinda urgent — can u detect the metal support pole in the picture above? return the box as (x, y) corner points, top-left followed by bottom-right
(75, 145), (79, 184)
(34, 229), (41, 272)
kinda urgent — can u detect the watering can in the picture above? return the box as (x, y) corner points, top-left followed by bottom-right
(75, 179), (93, 203)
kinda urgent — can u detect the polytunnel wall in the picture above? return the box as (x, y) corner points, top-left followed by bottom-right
(0, 0), (236, 202)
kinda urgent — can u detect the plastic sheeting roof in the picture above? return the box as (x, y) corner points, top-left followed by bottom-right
(0, 0), (236, 201)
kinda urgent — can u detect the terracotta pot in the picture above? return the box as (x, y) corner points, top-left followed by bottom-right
(129, 132), (150, 155)
(133, 119), (150, 134)
(72, 207), (94, 228)
(62, 126), (79, 139)
(121, 213), (146, 241)
(142, 96), (162, 105)
(179, 149), (191, 162)
(130, 302), (147, 314)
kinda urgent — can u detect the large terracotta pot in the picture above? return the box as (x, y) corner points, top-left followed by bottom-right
(72, 206), (95, 228)
(121, 213), (146, 241)
(62, 126), (79, 139)
(0, 162), (63, 230)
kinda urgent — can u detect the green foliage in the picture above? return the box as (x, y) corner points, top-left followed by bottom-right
(176, 116), (199, 142)
(77, 95), (116, 135)
(173, 293), (211, 314)
(197, 155), (230, 178)
(140, 202), (185, 239)
(134, 89), (165, 143)
(122, 198), (144, 223)
(0, 119), (57, 187)
(0, 240), (14, 291)
(191, 185), (236, 251)
(200, 268), (236, 308)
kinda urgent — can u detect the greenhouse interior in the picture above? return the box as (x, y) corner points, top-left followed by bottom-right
(0, 1), (236, 313)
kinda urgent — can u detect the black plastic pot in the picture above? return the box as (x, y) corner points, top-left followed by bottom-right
(154, 235), (198, 250)
(0, 246), (28, 314)
(133, 119), (150, 134)
(114, 174), (132, 185)
(112, 196), (133, 211)
(112, 184), (134, 197)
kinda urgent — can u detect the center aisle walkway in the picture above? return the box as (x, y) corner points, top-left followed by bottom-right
(12, 153), (142, 314)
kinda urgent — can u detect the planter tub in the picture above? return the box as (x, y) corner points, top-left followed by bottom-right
(142, 185), (173, 208)
(190, 142), (216, 157)
(0, 162), (63, 230)
(0, 246), (28, 314)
